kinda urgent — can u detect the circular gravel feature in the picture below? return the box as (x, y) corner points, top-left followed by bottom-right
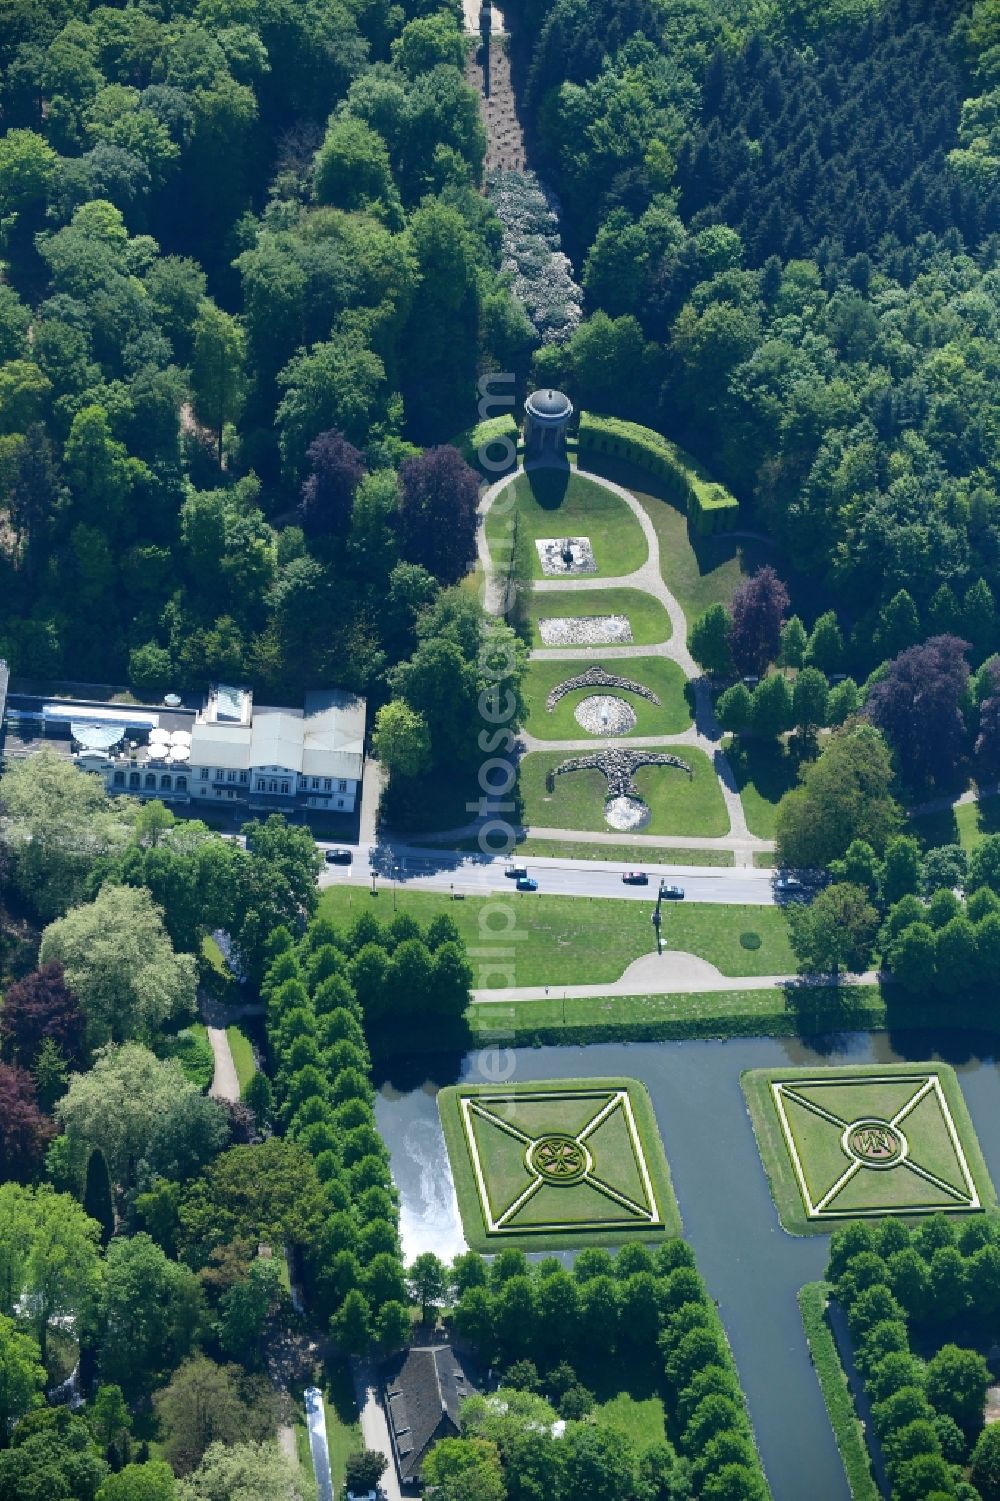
(574, 695), (638, 736)
(604, 795), (651, 831)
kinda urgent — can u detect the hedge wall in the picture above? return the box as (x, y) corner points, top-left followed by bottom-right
(449, 413), (520, 474)
(578, 412), (739, 535)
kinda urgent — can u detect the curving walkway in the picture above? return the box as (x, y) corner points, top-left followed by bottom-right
(479, 461), (758, 856)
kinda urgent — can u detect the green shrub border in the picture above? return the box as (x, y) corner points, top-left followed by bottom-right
(577, 412), (739, 535)
(437, 1076), (681, 1252)
(449, 413), (520, 474)
(798, 1282), (879, 1501)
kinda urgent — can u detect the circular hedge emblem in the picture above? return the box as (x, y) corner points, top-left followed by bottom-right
(528, 1134), (591, 1186)
(844, 1119), (907, 1170)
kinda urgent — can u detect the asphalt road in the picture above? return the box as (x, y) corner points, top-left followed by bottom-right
(318, 841), (778, 906)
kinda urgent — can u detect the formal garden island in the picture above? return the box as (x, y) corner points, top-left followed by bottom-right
(438, 1078), (679, 1252)
(743, 1064), (996, 1236)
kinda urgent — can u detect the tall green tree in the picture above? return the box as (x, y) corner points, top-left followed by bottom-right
(190, 302), (246, 462)
(40, 885), (198, 1047)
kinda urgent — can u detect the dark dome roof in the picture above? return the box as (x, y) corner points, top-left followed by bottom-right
(526, 388), (573, 420)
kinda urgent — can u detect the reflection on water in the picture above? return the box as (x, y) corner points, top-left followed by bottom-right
(376, 1089), (466, 1262)
(375, 1032), (1000, 1501)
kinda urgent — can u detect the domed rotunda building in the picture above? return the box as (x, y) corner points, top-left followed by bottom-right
(524, 388), (573, 455)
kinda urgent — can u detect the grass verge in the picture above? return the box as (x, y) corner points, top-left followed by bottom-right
(798, 1283), (878, 1501)
(517, 838), (734, 866)
(522, 656), (692, 739)
(467, 984), (885, 1047)
(293, 1421), (319, 1501)
(226, 1025), (256, 1094)
(485, 468), (649, 578)
(323, 1357), (362, 1496)
(518, 745), (729, 838)
(318, 886), (794, 984)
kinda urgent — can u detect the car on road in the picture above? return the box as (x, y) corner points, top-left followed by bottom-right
(622, 871), (648, 885)
(659, 883), (685, 900)
(324, 848), (352, 864)
(774, 873), (803, 894)
(505, 865), (528, 879)
(516, 876), (538, 891)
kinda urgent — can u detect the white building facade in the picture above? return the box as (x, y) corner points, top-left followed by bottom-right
(93, 685), (365, 815)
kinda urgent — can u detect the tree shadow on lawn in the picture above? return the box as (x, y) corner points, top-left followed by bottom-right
(780, 982), (887, 1054)
(911, 787), (1000, 851)
(729, 738), (803, 804)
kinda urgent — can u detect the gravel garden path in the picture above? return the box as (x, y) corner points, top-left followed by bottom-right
(479, 462), (762, 858)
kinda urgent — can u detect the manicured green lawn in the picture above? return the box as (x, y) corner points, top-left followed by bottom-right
(798, 1283), (878, 1501)
(486, 468), (649, 579)
(518, 838), (733, 866)
(202, 934), (228, 975)
(518, 746), (729, 838)
(743, 1064), (996, 1236)
(438, 1077), (680, 1251)
(323, 1358), (363, 1496)
(522, 657), (691, 741)
(594, 1393), (667, 1455)
(910, 790), (1000, 851)
(727, 738), (803, 840)
(226, 1025), (256, 1094)
(526, 586), (672, 647)
(318, 885), (794, 983)
(578, 453), (828, 636)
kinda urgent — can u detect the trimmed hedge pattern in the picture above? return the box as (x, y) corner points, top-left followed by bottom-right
(578, 412), (739, 535)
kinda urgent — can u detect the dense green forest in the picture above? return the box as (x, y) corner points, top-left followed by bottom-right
(513, 0), (1000, 659)
(0, 0), (530, 695)
(1, 0), (998, 694)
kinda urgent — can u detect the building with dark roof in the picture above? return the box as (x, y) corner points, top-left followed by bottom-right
(381, 1345), (479, 1488)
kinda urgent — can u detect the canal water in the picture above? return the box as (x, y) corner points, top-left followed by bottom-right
(375, 1030), (1000, 1501)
